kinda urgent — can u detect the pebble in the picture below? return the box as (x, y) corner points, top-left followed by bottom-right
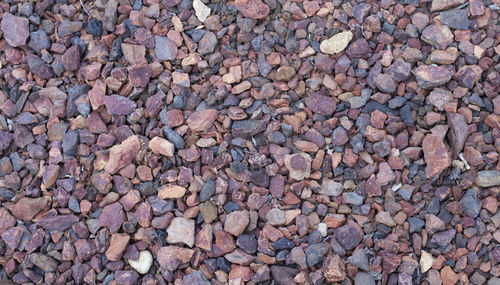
(128, 250), (153, 274)
(320, 31), (353, 55)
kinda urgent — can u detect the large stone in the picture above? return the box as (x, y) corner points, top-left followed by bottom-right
(1, 13), (29, 47)
(99, 202), (125, 234)
(422, 134), (451, 178)
(440, 9), (470, 30)
(431, 0), (466, 12)
(155, 36), (178, 61)
(320, 31), (353, 55)
(128, 250), (153, 274)
(105, 135), (141, 174)
(167, 217), (195, 247)
(187, 109), (219, 132)
(304, 94), (337, 116)
(476, 171), (500, 187)
(284, 153), (311, 181)
(447, 112), (468, 157)
(37, 214), (79, 231)
(6, 197), (49, 221)
(106, 233), (130, 261)
(318, 179), (344, 196)
(334, 221), (363, 250)
(104, 95), (137, 115)
(421, 25), (454, 49)
(374, 74), (397, 93)
(0, 208), (16, 233)
(322, 255), (346, 282)
(454, 65), (482, 89)
(234, 0), (270, 19)
(29, 253), (58, 272)
(415, 65), (452, 89)
(224, 210), (250, 236)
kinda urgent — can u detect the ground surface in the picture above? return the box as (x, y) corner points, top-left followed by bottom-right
(0, 0), (500, 284)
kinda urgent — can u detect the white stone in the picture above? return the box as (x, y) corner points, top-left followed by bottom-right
(420, 250), (435, 273)
(320, 31), (353, 55)
(128, 250), (153, 274)
(318, 223), (328, 237)
(193, 0), (211, 22)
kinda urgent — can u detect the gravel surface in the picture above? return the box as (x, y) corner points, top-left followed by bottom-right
(0, 0), (500, 284)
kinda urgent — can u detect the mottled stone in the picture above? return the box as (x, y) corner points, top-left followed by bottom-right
(1, 13), (29, 47)
(415, 65), (452, 89)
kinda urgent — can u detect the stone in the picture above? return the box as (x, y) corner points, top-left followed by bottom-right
(470, 0), (485, 16)
(447, 112), (468, 157)
(1, 13), (29, 47)
(454, 65), (482, 89)
(42, 165), (60, 189)
(476, 171), (500, 187)
(415, 65), (452, 89)
(422, 134), (451, 178)
(352, 3), (372, 23)
(200, 179), (215, 202)
(318, 179), (343, 196)
(193, 0), (211, 22)
(187, 109), (219, 132)
(128, 63), (152, 87)
(199, 202), (217, 224)
(420, 250), (435, 273)
(149, 137), (174, 157)
(346, 38), (372, 58)
(158, 184), (186, 199)
(304, 94), (336, 116)
(128, 250), (153, 274)
(167, 217), (195, 247)
(29, 253), (58, 272)
(354, 272), (375, 285)
(431, 229), (456, 249)
(234, 0), (270, 20)
(376, 211), (396, 227)
(348, 249), (369, 271)
(6, 197), (49, 221)
(422, 25), (454, 49)
(374, 74), (397, 93)
(105, 135), (141, 174)
(0, 208), (16, 233)
(115, 270), (139, 285)
(26, 54), (54, 79)
(103, 0), (118, 32)
(275, 66), (296, 81)
(1, 226), (23, 250)
(386, 59), (412, 82)
(322, 255), (346, 282)
(224, 210), (250, 236)
(334, 221), (363, 250)
(427, 88), (453, 111)
(36, 214), (79, 231)
(104, 95), (137, 115)
(28, 30), (50, 53)
(429, 47), (459, 64)
(198, 32), (217, 55)
(266, 208), (286, 226)
(155, 36), (178, 61)
(441, 266), (460, 285)
(106, 233), (130, 261)
(440, 10), (470, 30)
(99, 202), (126, 234)
(183, 271), (211, 285)
(320, 31), (353, 55)
(431, 0), (466, 12)
(62, 45), (81, 71)
(460, 189), (481, 218)
(284, 153), (311, 181)
(305, 243), (329, 266)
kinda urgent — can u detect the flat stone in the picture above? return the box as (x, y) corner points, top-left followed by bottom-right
(167, 217), (195, 247)
(460, 189), (481, 218)
(275, 65), (296, 81)
(374, 74), (397, 93)
(37, 214), (79, 231)
(454, 65), (482, 89)
(304, 94), (337, 116)
(322, 255), (346, 282)
(476, 171), (500, 187)
(105, 135), (141, 174)
(415, 65), (452, 89)
(104, 95), (137, 115)
(431, 0), (466, 12)
(187, 109), (219, 132)
(1, 13), (29, 47)
(318, 179), (343, 196)
(106, 233), (130, 261)
(155, 36), (178, 61)
(421, 25), (454, 49)
(422, 134), (451, 178)
(29, 253), (58, 272)
(224, 210), (250, 236)
(440, 9), (470, 30)
(234, 0), (270, 20)
(320, 31), (353, 55)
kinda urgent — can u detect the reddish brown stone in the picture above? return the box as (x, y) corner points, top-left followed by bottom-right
(422, 134), (451, 178)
